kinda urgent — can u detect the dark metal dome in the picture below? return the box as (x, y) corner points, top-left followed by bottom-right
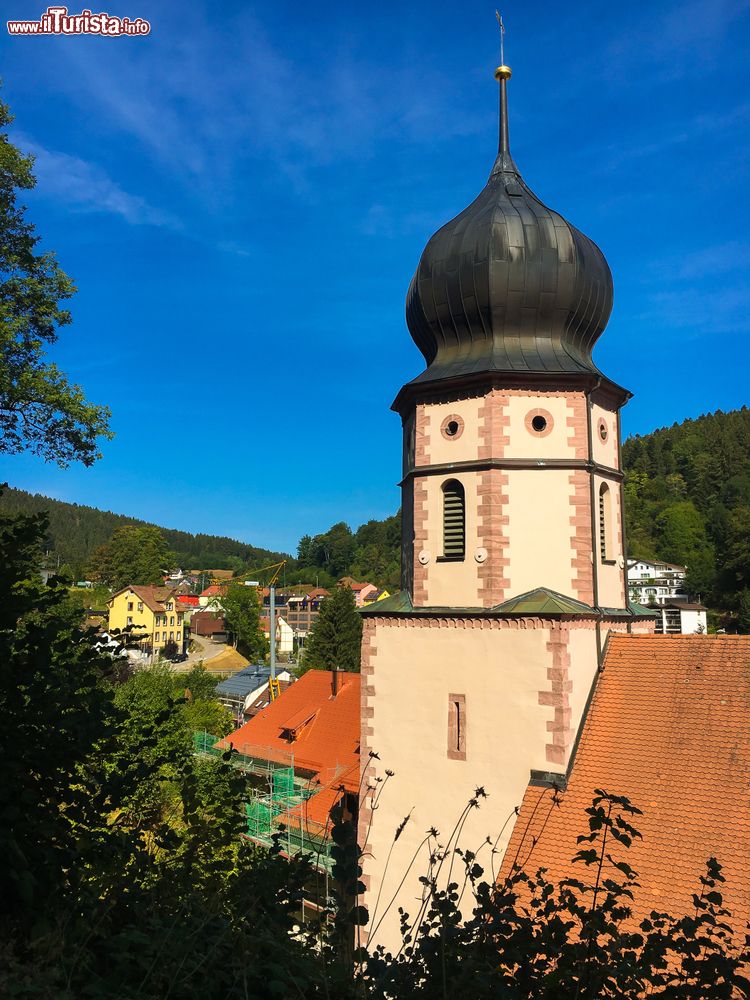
(405, 68), (613, 385)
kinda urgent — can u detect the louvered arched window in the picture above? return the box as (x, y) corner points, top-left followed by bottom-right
(442, 479), (465, 561)
(599, 483), (612, 561)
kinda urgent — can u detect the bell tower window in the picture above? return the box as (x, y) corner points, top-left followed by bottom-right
(441, 479), (465, 561)
(599, 483), (613, 562)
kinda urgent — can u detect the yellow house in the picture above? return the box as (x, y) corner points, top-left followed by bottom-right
(360, 588), (391, 607)
(108, 585), (186, 653)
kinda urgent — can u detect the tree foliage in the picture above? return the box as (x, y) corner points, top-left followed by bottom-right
(302, 584), (362, 673)
(1, 504), (748, 997)
(296, 513), (401, 591)
(222, 582), (268, 661)
(0, 97), (111, 466)
(87, 524), (176, 589)
(0, 486), (289, 579)
(623, 407), (750, 608)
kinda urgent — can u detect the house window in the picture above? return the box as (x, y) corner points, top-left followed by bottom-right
(170, 631), (174, 640)
(126, 616), (133, 626)
(170, 616), (174, 626)
(441, 479), (465, 561)
(177, 613), (183, 624)
(599, 483), (612, 561)
(165, 602), (173, 611)
(137, 602), (143, 612)
(447, 694), (466, 761)
(127, 602), (134, 612)
(176, 631), (181, 641)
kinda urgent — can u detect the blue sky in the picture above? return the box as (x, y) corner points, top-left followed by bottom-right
(1, 0), (749, 553)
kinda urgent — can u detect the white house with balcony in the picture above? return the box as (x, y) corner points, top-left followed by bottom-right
(627, 559), (687, 606)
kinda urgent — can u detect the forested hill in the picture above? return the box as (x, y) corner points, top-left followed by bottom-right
(0, 488), (289, 574)
(623, 406), (750, 606)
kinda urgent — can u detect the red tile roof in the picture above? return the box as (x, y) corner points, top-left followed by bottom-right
(200, 585), (226, 597)
(502, 635), (750, 931)
(109, 585), (173, 613)
(223, 669), (360, 793)
(191, 612), (227, 636)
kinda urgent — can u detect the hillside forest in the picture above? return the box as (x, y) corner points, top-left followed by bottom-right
(1, 407), (748, 610)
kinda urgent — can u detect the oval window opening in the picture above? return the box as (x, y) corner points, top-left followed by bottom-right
(445, 420), (460, 437)
(531, 415), (547, 433)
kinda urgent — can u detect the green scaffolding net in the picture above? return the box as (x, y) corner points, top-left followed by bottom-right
(272, 767), (295, 801)
(245, 799), (273, 839)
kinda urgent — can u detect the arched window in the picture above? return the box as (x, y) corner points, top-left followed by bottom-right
(599, 483), (612, 561)
(442, 479), (465, 560)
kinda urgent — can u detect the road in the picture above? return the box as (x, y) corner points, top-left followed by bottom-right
(170, 633), (228, 672)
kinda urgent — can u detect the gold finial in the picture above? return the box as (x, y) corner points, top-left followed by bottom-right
(494, 11), (511, 80)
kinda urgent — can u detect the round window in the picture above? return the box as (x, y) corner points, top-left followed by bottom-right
(531, 415), (547, 433)
(440, 414), (464, 440)
(599, 420), (609, 442)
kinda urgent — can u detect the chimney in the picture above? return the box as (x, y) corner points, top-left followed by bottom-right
(332, 668), (340, 697)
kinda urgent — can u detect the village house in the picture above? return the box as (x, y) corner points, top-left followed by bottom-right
(215, 664), (295, 724)
(627, 558), (688, 606)
(195, 669), (360, 917)
(107, 585), (187, 654)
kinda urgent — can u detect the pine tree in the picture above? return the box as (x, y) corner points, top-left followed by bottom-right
(302, 584), (362, 673)
(737, 589), (750, 634)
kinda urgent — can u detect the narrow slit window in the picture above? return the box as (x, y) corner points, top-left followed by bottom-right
(599, 483), (612, 561)
(442, 479), (465, 560)
(448, 694), (466, 760)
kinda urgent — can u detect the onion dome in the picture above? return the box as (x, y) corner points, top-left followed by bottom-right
(405, 65), (613, 385)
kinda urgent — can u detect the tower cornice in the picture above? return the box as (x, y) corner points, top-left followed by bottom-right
(392, 370), (631, 417)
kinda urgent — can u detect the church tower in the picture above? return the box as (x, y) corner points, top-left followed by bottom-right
(359, 57), (655, 949)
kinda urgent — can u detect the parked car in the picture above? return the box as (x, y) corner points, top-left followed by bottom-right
(169, 652), (188, 663)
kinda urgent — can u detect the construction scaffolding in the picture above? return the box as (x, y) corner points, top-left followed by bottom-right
(193, 731), (336, 872)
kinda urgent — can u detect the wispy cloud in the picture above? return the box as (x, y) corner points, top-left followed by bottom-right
(605, 0), (750, 81)
(45, 6), (482, 199)
(19, 135), (179, 228)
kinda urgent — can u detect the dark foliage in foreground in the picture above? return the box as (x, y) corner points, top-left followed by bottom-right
(1, 506), (748, 998)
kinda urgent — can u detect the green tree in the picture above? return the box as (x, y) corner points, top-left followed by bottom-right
(0, 97), (111, 466)
(302, 584), (362, 673)
(721, 506), (750, 590)
(737, 589), (750, 634)
(222, 583), (267, 661)
(88, 524), (175, 589)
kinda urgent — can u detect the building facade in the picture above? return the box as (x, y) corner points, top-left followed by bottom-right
(627, 558), (687, 605)
(108, 585), (187, 653)
(359, 60), (656, 949)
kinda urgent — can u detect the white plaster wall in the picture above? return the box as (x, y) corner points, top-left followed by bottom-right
(423, 471), (480, 607)
(595, 474), (626, 608)
(503, 393), (577, 460)
(567, 627), (599, 737)
(422, 397), (483, 467)
(590, 402), (619, 470)
(363, 620), (600, 952)
(505, 469), (575, 597)
(681, 609), (707, 634)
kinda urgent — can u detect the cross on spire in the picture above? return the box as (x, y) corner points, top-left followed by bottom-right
(495, 10), (505, 66)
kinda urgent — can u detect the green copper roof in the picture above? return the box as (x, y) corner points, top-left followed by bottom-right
(491, 588), (593, 614)
(626, 601), (660, 617)
(360, 589), (659, 619)
(359, 590), (414, 614)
